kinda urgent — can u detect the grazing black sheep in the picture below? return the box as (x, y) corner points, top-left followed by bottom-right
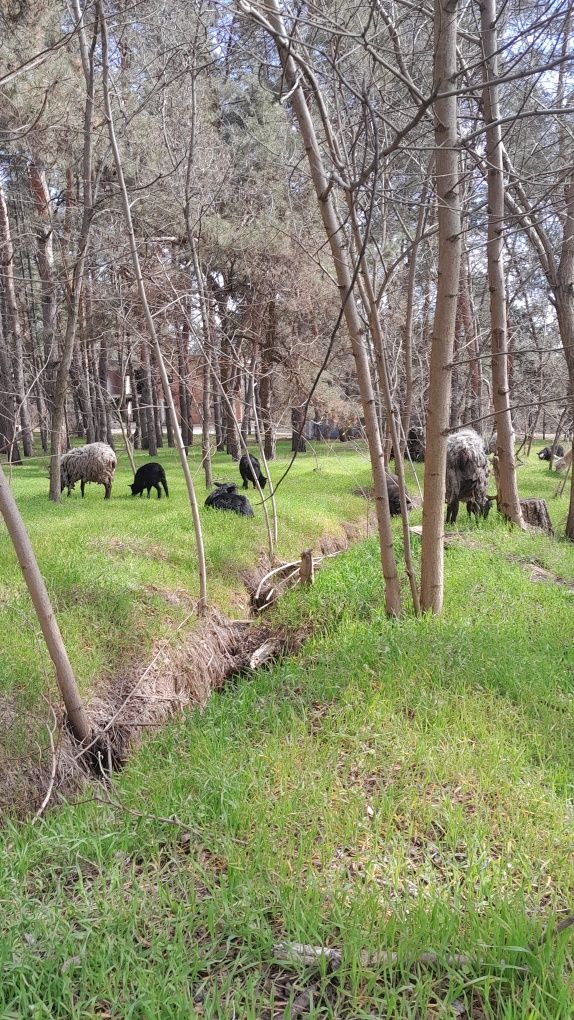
(385, 472), (414, 516)
(446, 429), (490, 524)
(239, 453), (267, 490)
(205, 482), (254, 517)
(538, 444), (564, 461)
(129, 462), (169, 499)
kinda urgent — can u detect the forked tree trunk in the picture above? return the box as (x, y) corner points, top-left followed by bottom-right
(0, 464), (90, 743)
(420, 0), (462, 614)
(99, 0), (208, 612)
(238, 0), (401, 615)
(479, 0), (524, 527)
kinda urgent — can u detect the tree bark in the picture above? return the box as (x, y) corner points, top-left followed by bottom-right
(479, 0), (524, 527)
(29, 161), (58, 422)
(260, 300), (277, 460)
(49, 6), (97, 501)
(0, 312), (21, 463)
(420, 0), (462, 614)
(0, 183), (33, 456)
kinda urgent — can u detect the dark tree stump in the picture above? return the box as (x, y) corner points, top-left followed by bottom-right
(300, 549), (315, 586)
(519, 499), (554, 536)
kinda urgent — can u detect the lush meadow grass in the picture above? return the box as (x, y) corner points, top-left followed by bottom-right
(1, 441), (574, 1016)
(0, 439), (372, 743)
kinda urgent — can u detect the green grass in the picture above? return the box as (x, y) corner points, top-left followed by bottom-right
(1, 441), (574, 1016)
(0, 439), (372, 748)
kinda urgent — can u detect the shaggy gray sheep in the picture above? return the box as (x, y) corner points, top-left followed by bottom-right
(446, 429), (491, 524)
(553, 448), (572, 473)
(60, 442), (117, 499)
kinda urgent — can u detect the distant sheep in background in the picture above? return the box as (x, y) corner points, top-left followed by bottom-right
(205, 482), (254, 517)
(446, 429), (490, 524)
(60, 442), (116, 499)
(553, 448), (572, 473)
(538, 445), (564, 461)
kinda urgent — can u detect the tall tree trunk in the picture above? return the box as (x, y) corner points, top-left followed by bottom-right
(556, 177), (574, 539)
(141, 342), (157, 455)
(99, 0), (208, 613)
(130, 369), (143, 449)
(420, 0), (462, 613)
(241, 369), (253, 443)
(0, 183), (33, 456)
(291, 405), (306, 452)
(0, 312), (22, 463)
(239, 0), (401, 615)
(29, 161), (58, 424)
(178, 325), (191, 450)
(260, 300), (276, 460)
(479, 0), (524, 526)
(49, 6), (97, 501)
(402, 176), (429, 451)
(151, 374), (163, 448)
(202, 354), (212, 487)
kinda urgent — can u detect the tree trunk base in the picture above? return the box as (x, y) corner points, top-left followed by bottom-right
(519, 499), (554, 536)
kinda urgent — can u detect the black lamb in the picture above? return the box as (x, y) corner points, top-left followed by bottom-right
(205, 482), (254, 517)
(239, 453), (267, 490)
(130, 462), (169, 499)
(538, 444), (564, 461)
(385, 472), (414, 516)
(446, 428), (491, 524)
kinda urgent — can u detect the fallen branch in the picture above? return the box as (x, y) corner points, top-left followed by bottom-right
(31, 705), (58, 824)
(272, 941), (528, 974)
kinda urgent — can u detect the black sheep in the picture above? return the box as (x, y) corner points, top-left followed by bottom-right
(130, 462), (169, 499)
(385, 472), (414, 516)
(205, 482), (254, 517)
(239, 453), (267, 490)
(538, 444), (564, 461)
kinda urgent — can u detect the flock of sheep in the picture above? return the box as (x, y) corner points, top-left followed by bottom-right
(59, 444), (267, 515)
(59, 429), (571, 524)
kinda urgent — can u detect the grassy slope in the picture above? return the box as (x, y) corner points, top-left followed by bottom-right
(0, 440), (372, 736)
(2, 446), (574, 1017)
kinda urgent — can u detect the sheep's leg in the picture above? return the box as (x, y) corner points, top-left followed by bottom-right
(155, 484), (161, 499)
(104, 481), (111, 499)
(147, 487), (151, 498)
(242, 479), (248, 489)
(80, 480), (85, 498)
